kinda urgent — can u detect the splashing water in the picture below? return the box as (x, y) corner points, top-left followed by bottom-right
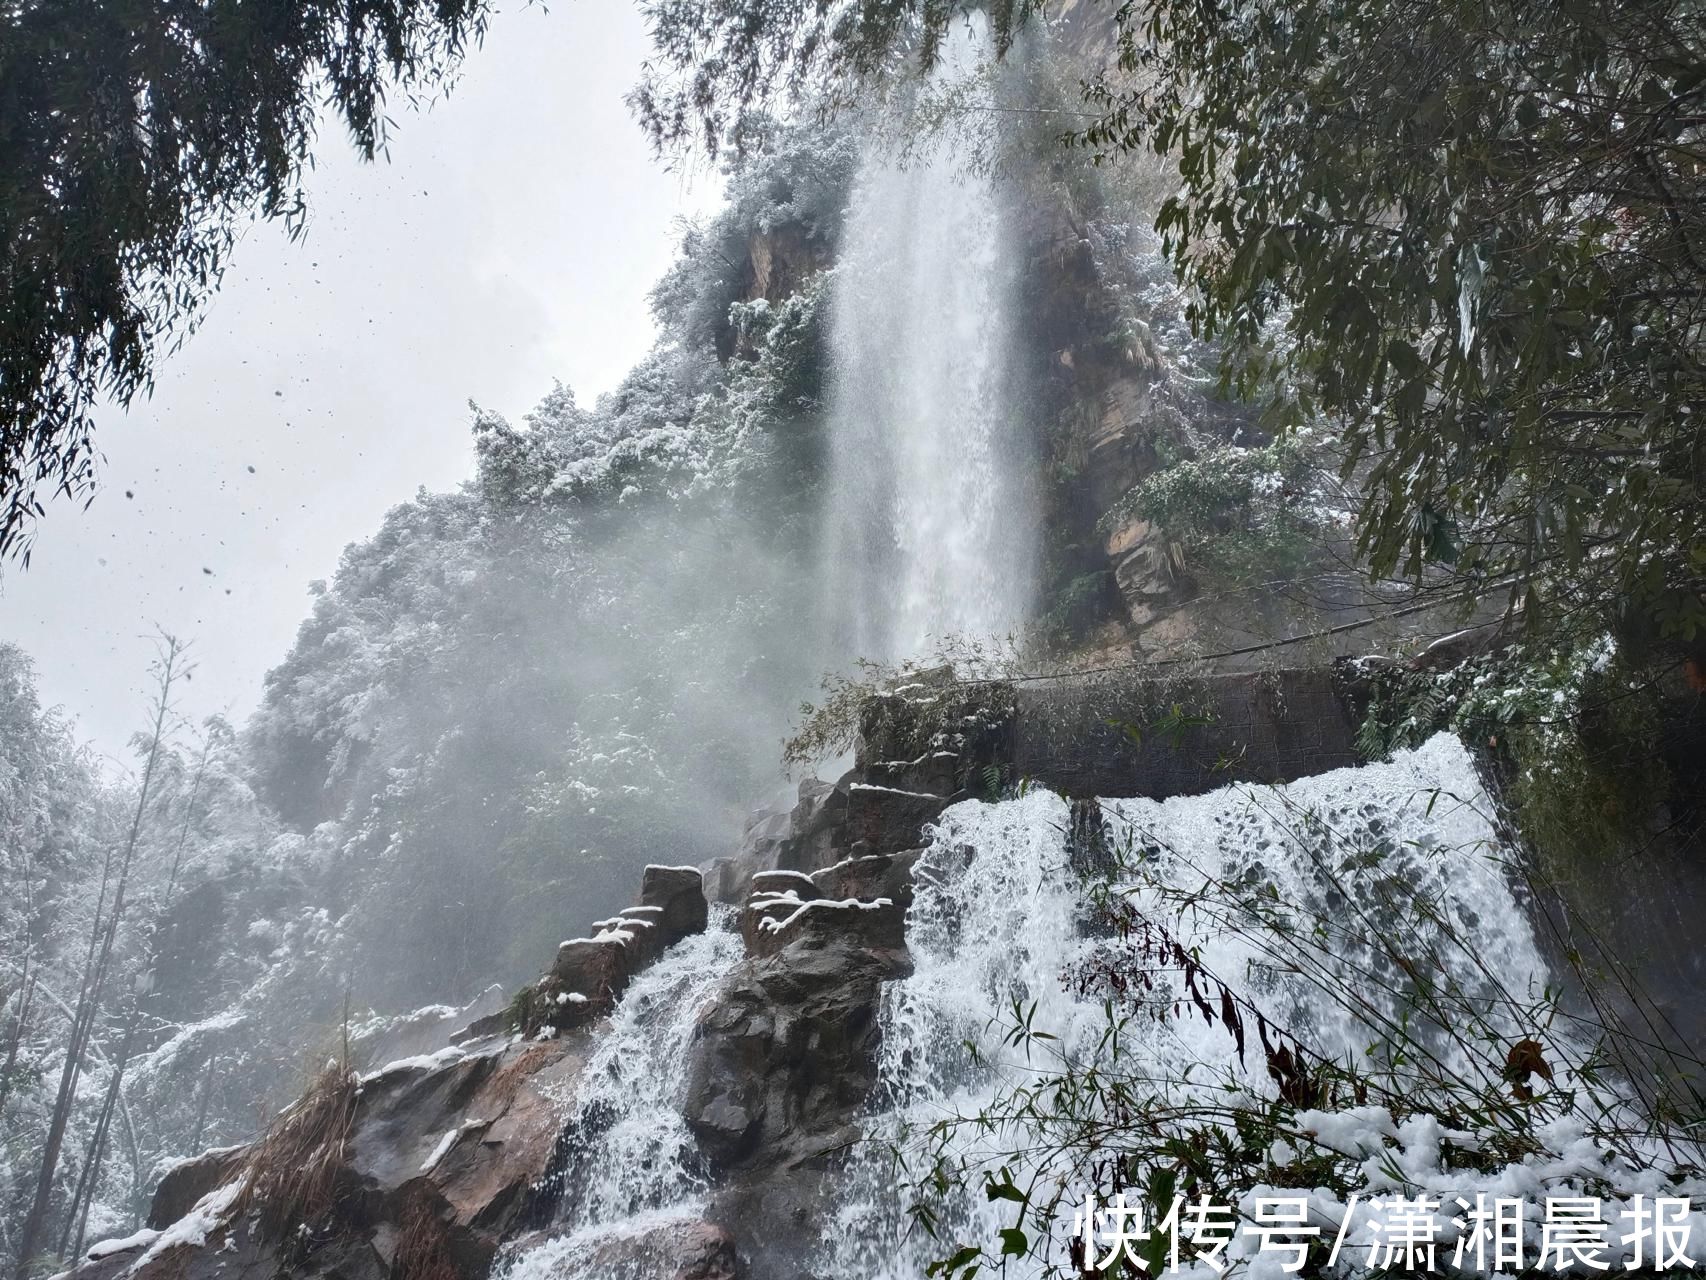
(504, 921), (743, 1280)
(823, 37), (1036, 661)
(815, 735), (1570, 1278)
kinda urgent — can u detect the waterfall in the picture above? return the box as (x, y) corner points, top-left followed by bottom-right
(814, 734), (1568, 1278)
(504, 921), (743, 1280)
(823, 38), (1036, 661)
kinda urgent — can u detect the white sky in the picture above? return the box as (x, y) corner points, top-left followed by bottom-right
(0, 2), (719, 769)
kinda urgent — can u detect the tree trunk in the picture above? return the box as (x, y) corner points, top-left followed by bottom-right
(11, 636), (185, 1280)
(188, 1051), (219, 1153)
(62, 1014), (139, 1259)
(0, 959), (36, 1118)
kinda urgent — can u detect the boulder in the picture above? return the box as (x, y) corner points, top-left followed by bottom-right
(749, 869), (817, 898)
(145, 1145), (246, 1230)
(742, 808), (793, 864)
(640, 864), (709, 947)
(553, 936), (634, 1004)
(747, 897), (906, 962)
(779, 776), (849, 873)
(701, 856), (742, 906)
(703, 809), (797, 905)
(673, 1221), (742, 1280)
(616, 908), (667, 964)
(705, 1171), (832, 1280)
(74, 1034), (593, 1280)
(537, 1218), (740, 1280)
(739, 893), (805, 956)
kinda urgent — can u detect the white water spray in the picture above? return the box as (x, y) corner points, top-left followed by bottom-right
(815, 735), (1567, 1278)
(823, 38), (1036, 660)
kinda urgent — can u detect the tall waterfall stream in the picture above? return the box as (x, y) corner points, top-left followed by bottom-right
(822, 49), (1035, 660)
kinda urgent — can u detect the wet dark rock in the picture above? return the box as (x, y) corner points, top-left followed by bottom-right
(615, 907), (668, 964)
(1010, 668), (1362, 799)
(779, 774), (850, 872)
(846, 783), (951, 855)
(640, 864), (709, 947)
(673, 1221), (742, 1280)
(747, 896), (906, 962)
(738, 894), (800, 956)
(749, 869), (817, 898)
(705, 1171), (832, 1279)
(702, 855), (742, 906)
(541, 1217), (741, 1280)
(451, 1010), (510, 1044)
(810, 849), (921, 912)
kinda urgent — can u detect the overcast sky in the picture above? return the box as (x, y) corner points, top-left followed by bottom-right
(0, 2), (718, 769)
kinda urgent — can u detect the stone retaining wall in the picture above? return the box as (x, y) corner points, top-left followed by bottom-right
(1009, 666), (1363, 798)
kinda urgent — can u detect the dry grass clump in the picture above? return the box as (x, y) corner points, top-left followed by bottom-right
(230, 1061), (359, 1239)
(394, 1189), (462, 1280)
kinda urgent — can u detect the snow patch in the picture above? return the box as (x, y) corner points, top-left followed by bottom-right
(420, 1119), (485, 1174)
(361, 1043), (467, 1083)
(87, 1228), (159, 1261)
(125, 1180), (241, 1275)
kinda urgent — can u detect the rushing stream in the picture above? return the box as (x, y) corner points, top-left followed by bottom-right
(507, 922), (743, 1280)
(814, 734), (1562, 1277)
(505, 737), (1593, 1278)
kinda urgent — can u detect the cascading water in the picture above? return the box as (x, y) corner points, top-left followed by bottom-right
(823, 32), (1036, 661)
(504, 922), (743, 1280)
(814, 734), (1571, 1278)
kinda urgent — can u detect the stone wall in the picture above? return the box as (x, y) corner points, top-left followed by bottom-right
(1010, 666), (1362, 798)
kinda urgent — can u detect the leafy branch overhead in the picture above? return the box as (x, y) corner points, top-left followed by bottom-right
(1080, 0), (1706, 644)
(0, 0), (496, 562)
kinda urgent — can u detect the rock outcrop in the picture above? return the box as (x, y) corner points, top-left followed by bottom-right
(63, 866), (719, 1280)
(70, 1032), (594, 1280)
(681, 848), (920, 1277)
(687, 852), (915, 1173)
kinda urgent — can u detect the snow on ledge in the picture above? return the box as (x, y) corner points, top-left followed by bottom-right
(361, 1042), (467, 1083)
(757, 896), (895, 935)
(87, 1228), (159, 1261)
(848, 783), (944, 799)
